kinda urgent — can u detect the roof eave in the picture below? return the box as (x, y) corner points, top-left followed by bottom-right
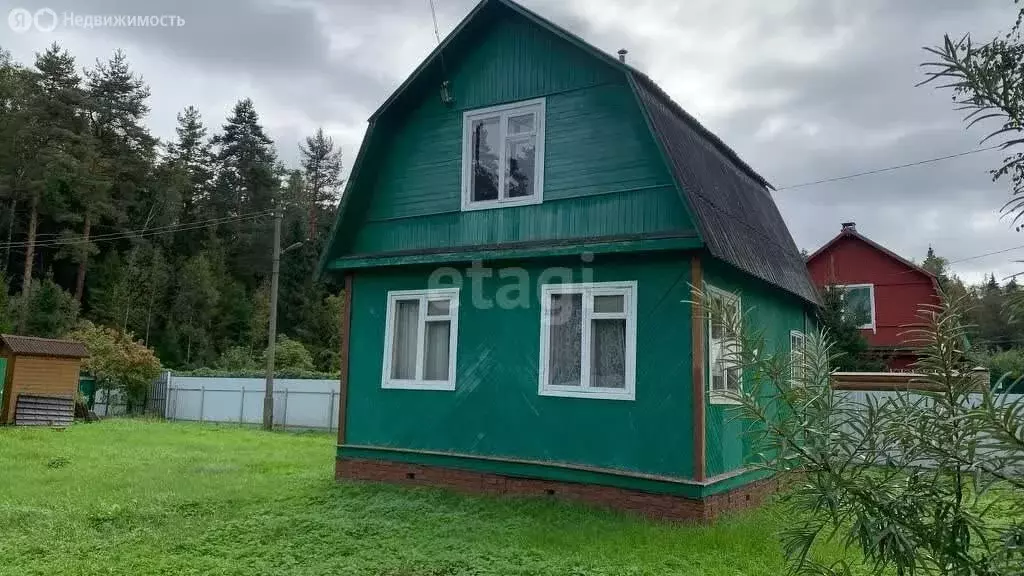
(807, 229), (938, 282)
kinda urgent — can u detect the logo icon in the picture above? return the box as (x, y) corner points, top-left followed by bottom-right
(34, 8), (57, 32)
(7, 7), (32, 32)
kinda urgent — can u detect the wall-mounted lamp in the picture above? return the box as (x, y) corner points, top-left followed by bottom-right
(440, 80), (455, 106)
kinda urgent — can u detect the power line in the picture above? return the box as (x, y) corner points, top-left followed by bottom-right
(775, 145), (1002, 192)
(2, 212), (262, 249)
(0, 210), (273, 251)
(949, 243), (1024, 265)
(0, 211), (272, 250)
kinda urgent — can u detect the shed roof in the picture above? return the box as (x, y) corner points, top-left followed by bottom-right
(0, 334), (89, 359)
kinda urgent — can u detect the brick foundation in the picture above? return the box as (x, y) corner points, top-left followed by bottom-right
(336, 457), (779, 522)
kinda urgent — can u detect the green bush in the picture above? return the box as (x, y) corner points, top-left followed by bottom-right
(976, 348), (1024, 392)
(174, 367), (338, 380)
(262, 335), (315, 372)
(217, 346), (257, 371)
(66, 321), (162, 411)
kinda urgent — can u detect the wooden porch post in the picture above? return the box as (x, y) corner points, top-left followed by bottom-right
(337, 272), (353, 446)
(690, 255), (706, 482)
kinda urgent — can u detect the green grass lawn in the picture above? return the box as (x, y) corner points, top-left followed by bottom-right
(0, 419), (854, 576)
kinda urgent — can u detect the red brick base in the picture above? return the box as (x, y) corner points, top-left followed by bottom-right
(336, 457), (779, 522)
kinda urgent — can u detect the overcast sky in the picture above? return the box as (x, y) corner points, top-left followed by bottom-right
(2, 0), (1021, 284)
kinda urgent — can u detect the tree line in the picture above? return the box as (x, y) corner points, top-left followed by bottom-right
(0, 43), (343, 372)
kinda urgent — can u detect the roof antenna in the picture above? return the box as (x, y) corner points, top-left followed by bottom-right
(429, 0), (455, 106)
(429, 0), (442, 44)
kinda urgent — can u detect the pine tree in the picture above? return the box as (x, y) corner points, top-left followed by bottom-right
(0, 48), (30, 275)
(81, 50), (156, 302)
(211, 98), (278, 218)
(165, 106), (214, 229)
(818, 285), (884, 371)
(211, 98), (280, 288)
(298, 127), (343, 238)
(17, 44), (87, 327)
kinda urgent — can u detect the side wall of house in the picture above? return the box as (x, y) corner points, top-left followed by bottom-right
(343, 253), (696, 480)
(701, 255), (811, 477)
(327, 7), (695, 262)
(807, 236), (939, 348)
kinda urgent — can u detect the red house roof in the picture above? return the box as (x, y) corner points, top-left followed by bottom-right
(806, 223), (942, 370)
(806, 222), (938, 285)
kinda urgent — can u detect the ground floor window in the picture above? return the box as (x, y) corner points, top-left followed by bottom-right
(382, 288), (460, 390)
(707, 285), (742, 404)
(538, 281), (637, 400)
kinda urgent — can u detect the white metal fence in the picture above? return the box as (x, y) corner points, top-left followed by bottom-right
(165, 375), (340, 430)
(838, 389), (1024, 474)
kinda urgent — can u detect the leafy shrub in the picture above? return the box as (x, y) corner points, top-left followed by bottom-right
(217, 346), (257, 371)
(262, 335), (314, 372)
(174, 367), (338, 380)
(66, 321), (162, 411)
(975, 348), (1024, 392)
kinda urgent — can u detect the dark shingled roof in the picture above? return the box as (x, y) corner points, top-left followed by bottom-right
(630, 73), (819, 304)
(0, 334), (89, 359)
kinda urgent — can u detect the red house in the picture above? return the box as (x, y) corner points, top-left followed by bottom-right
(806, 222), (941, 370)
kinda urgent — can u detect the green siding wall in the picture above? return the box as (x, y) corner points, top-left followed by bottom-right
(345, 254), (695, 479)
(701, 255), (810, 477)
(338, 10), (692, 257)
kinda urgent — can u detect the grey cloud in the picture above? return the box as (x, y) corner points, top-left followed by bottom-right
(4, 0), (1023, 281)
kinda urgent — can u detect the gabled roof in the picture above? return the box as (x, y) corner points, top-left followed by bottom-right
(0, 334), (89, 358)
(319, 0), (819, 305)
(806, 226), (938, 282)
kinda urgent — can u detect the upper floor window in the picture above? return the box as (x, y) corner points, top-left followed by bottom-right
(838, 284), (875, 330)
(462, 98), (545, 211)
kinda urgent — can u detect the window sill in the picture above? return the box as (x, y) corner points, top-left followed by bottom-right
(461, 195), (542, 212)
(382, 380), (456, 391)
(539, 387), (634, 401)
(709, 391), (742, 405)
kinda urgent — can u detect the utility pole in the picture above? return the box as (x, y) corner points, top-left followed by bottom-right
(263, 211), (282, 430)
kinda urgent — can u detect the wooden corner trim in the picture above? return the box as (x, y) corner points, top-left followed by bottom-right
(690, 255), (706, 482)
(337, 272), (354, 446)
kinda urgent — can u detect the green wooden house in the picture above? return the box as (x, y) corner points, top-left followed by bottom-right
(319, 0), (818, 521)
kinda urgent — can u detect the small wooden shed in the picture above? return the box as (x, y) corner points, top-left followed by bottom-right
(0, 334), (89, 426)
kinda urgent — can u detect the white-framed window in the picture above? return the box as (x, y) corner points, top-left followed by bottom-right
(381, 288), (460, 391)
(461, 98), (545, 211)
(790, 330), (806, 386)
(838, 283), (875, 330)
(707, 285), (742, 405)
(538, 281), (637, 401)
